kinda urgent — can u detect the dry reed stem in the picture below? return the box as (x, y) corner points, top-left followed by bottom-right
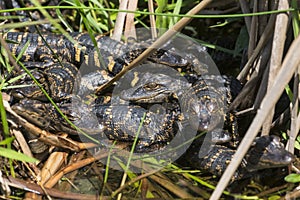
(252, 41), (272, 107)
(238, 0), (251, 33)
(237, 13), (275, 83)
(230, 38), (272, 112)
(257, 184), (289, 197)
(0, 171), (10, 196)
(262, 0), (290, 135)
(248, 0), (258, 59)
(124, 0), (138, 39)
(112, 0), (129, 41)
(288, 70), (299, 153)
(210, 31), (300, 200)
(258, 0), (272, 37)
(148, 0), (157, 38)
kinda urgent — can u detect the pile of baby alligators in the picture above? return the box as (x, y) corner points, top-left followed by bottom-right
(2, 29), (295, 183)
(0, 0), (295, 187)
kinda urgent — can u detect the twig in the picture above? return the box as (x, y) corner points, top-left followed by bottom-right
(0, 171), (10, 196)
(57, 151), (86, 192)
(178, 178), (211, 199)
(257, 183), (289, 197)
(4, 99), (96, 151)
(109, 148), (194, 198)
(44, 149), (117, 188)
(9, 122), (33, 158)
(271, 107), (290, 129)
(284, 186), (300, 200)
(96, 0), (214, 94)
(296, 109), (300, 142)
(210, 28), (300, 200)
(149, 173), (194, 198)
(39, 151), (68, 185)
(3, 176), (107, 200)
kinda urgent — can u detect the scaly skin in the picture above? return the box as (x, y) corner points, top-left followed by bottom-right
(11, 97), (181, 151)
(5, 32), (195, 101)
(4, 32), (191, 74)
(120, 72), (242, 146)
(11, 98), (294, 180)
(179, 135), (294, 181)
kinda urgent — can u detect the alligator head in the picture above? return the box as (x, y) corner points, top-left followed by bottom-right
(245, 135), (294, 171)
(120, 72), (191, 103)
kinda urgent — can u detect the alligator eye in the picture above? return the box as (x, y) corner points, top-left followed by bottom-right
(144, 82), (160, 90)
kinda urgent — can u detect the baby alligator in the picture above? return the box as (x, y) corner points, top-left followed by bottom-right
(5, 32), (294, 180)
(178, 135), (294, 181)
(11, 70), (241, 150)
(120, 72), (243, 146)
(11, 98), (294, 180)
(5, 32), (199, 101)
(3, 32), (196, 74)
(117, 72), (294, 179)
(11, 97), (182, 152)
